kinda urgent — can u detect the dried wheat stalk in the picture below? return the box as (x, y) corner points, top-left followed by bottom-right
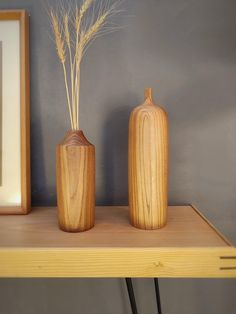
(49, 0), (122, 130)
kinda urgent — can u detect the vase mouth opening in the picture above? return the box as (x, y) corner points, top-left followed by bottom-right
(61, 129), (92, 146)
(64, 130), (85, 140)
(66, 129), (84, 134)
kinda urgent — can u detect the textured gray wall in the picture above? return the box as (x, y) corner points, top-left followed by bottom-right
(0, 0), (236, 313)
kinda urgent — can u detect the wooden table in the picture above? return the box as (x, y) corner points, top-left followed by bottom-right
(0, 205), (235, 278)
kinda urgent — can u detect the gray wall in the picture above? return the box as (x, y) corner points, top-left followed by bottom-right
(0, 0), (236, 313)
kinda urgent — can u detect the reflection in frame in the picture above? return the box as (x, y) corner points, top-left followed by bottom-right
(0, 10), (30, 214)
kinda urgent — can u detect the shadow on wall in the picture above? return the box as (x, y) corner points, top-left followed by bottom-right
(99, 93), (139, 206)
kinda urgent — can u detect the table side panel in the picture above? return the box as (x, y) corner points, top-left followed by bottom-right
(0, 247), (235, 278)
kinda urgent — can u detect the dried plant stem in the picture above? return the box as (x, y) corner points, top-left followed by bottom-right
(65, 17), (75, 129)
(74, 8), (81, 130)
(69, 49), (75, 128)
(49, 0), (121, 131)
(76, 68), (81, 129)
(62, 64), (74, 130)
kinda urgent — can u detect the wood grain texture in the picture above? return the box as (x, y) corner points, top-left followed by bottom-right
(56, 131), (95, 232)
(0, 205), (229, 248)
(0, 205), (235, 277)
(128, 88), (168, 229)
(0, 10), (31, 214)
(0, 247), (235, 278)
(20, 10), (31, 214)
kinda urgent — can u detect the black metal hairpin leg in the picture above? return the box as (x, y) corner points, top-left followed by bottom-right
(125, 278), (138, 314)
(154, 278), (162, 314)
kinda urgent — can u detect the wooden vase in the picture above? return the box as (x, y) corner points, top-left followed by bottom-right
(128, 88), (168, 230)
(56, 130), (95, 232)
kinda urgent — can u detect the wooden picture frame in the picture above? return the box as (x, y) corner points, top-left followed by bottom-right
(0, 10), (30, 214)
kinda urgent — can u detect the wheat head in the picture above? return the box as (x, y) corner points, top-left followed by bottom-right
(49, 0), (122, 130)
(50, 10), (65, 64)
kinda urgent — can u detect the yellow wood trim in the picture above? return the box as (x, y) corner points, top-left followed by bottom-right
(0, 10), (25, 20)
(0, 247), (236, 278)
(20, 10), (31, 214)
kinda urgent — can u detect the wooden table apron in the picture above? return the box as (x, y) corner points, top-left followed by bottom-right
(0, 247), (236, 278)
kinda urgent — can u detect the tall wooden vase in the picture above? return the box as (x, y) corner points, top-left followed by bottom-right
(128, 88), (168, 230)
(56, 131), (95, 232)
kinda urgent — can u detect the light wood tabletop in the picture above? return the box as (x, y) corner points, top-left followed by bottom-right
(0, 205), (235, 278)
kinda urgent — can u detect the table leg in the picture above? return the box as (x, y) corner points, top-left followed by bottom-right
(125, 278), (138, 314)
(154, 278), (162, 314)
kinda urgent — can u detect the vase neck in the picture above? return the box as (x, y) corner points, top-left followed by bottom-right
(62, 130), (92, 146)
(144, 88), (154, 105)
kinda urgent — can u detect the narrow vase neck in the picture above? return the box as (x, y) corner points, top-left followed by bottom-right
(62, 130), (92, 146)
(144, 88), (154, 105)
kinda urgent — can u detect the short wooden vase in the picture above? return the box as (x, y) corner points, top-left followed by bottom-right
(128, 88), (168, 230)
(56, 131), (95, 232)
